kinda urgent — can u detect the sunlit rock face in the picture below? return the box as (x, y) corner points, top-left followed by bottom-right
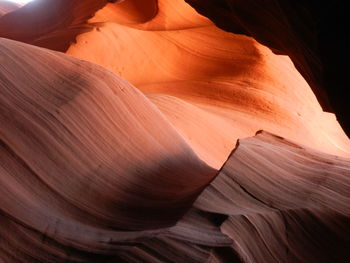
(185, 0), (349, 137)
(67, 0), (350, 168)
(0, 0), (349, 262)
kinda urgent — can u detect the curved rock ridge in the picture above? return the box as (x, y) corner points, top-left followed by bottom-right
(196, 130), (350, 263)
(0, 0), (349, 262)
(0, 38), (227, 262)
(67, 0), (350, 169)
(1, 54), (349, 261)
(90, 0), (212, 30)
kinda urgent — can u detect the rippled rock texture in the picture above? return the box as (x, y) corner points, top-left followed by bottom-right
(185, 0), (349, 137)
(0, 0), (349, 262)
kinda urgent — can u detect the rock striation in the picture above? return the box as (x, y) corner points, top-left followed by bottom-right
(0, 1), (349, 262)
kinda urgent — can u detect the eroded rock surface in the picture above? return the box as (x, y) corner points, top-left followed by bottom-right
(0, 1), (349, 262)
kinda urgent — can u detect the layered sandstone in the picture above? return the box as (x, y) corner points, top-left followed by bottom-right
(0, 1), (349, 262)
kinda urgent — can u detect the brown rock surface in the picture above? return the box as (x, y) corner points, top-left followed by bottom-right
(0, 37), (222, 261)
(0, 0), (349, 262)
(196, 131), (350, 263)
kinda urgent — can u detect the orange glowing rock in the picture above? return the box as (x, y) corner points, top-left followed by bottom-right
(0, 0), (349, 262)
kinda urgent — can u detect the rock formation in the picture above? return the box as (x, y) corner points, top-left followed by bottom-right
(185, 0), (349, 137)
(0, 0), (349, 262)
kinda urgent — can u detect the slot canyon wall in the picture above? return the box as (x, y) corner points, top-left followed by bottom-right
(0, 0), (349, 262)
